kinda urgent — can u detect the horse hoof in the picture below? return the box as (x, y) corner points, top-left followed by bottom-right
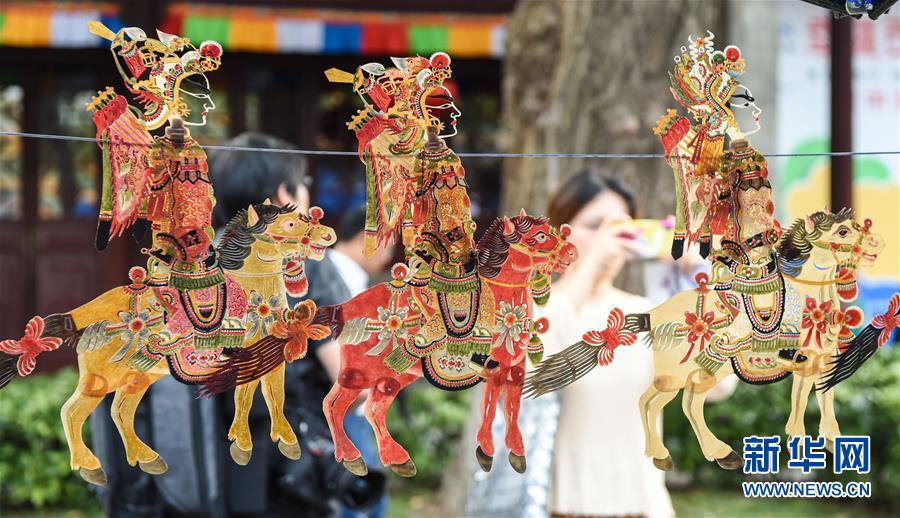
(653, 456), (674, 471)
(343, 457), (369, 477)
(139, 456), (169, 475)
(278, 440), (302, 460)
(390, 459), (417, 477)
(230, 442), (252, 466)
(715, 450), (743, 470)
(508, 452), (527, 473)
(475, 446), (493, 472)
(79, 467), (108, 486)
(825, 439), (835, 454)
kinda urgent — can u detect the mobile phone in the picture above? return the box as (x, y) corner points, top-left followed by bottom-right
(611, 217), (676, 260)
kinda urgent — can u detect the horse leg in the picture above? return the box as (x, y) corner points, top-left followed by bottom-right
(61, 371), (110, 485)
(640, 375), (682, 471)
(258, 362), (300, 460)
(785, 373), (814, 438)
(816, 379), (841, 453)
(682, 367), (740, 468)
(228, 379), (260, 465)
(110, 371), (167, 474)
(475, 370), (504, 472)
(364, 373), (418, 477)
(324, 381), (366, 475)
(501, 363), (527, 473)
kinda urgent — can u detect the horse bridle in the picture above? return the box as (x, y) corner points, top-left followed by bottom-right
(789, 219), (872, 286)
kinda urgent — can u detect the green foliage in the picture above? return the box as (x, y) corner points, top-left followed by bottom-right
(663, 346), (900, 511)
(0, 369), (97, 510)
(386, 380), (471, 488)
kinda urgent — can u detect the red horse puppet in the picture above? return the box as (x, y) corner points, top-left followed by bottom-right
(315, 212), (576, 476)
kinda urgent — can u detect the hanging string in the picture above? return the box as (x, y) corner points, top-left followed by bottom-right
(1, 131), (899, 159)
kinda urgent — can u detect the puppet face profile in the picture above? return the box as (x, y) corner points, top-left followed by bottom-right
(668, 31), (749, 138)
(327, 51), (459, 136)
(89, 22), (222, 129)
(178, 74), (217, 126)
(422, 85), (461, 138)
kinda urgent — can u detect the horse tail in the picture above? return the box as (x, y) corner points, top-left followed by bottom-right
(312, 303), (345, 338)
(0, 313), (82, 391)
(819, 294), (900, 392)
(0, 353), (16, 390)
(817, 325), (883, 392)
(43, 313), (83, 349)
(523, 311), (650, 398)
(198, 335), (288, 397)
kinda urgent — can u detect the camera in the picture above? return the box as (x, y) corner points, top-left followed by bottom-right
(277, 405), (386, 515)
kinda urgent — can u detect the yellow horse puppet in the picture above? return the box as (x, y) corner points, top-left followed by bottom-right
(526, 210), (888, 470)
(0, 202), (335, 485)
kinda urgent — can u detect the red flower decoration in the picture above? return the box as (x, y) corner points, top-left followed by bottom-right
(391, 263), (409, 281)
(272, 300), (331, 362)
(802, 296), (834, 348)
(534, 317), (550, 334)
(429, 52), (451, 69)
(0, 316), (62, 377)
(694, 272), (710, 294)
(582, 308), (637, 366)
(199, 41), (222, 59)
(834, 306), (864, 340)
(871, 294), (900, 347)
(678, 310), (716, 364)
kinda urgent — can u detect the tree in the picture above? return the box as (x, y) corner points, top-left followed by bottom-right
(500, 0), (724, 218)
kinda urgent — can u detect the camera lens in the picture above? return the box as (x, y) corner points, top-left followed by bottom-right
(325, 462), (386, 510)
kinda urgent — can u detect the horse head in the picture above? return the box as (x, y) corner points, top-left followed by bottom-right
(477, 210), (578, 284)
(777, 208), (884, 281)
(218, 201), (336, 274)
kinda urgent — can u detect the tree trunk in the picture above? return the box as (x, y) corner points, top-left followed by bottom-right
(501, 0), (725, 217)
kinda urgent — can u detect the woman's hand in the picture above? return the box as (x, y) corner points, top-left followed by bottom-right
(555, 224), (640, 305)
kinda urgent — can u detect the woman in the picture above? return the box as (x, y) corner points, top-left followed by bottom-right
(539, 170), (673, 518)
(465, 170), (673, 518)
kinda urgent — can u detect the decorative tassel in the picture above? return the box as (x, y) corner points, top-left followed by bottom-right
(527, 335), (544, 364)
(384, 347), (417, 374)
(671, 233), (685, 260)
(127, 348), (163, 372)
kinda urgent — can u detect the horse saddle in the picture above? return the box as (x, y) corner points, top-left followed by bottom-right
(147, 280), (245, 385)
(383, 270), (493, 382)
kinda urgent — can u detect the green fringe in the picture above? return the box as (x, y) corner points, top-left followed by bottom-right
(193, 332), (243, 351)
(127, 349), (162, 372)
(384, 347), (417, 374)
(446, 340), (491, 356)
(429, 273), (479, 293)
(169, 270), (225, 290)
(193, 334), (220, 350)
(694, 353), (725, 373)
(751, 336), (782, 352)
(731, 276), (782, 294)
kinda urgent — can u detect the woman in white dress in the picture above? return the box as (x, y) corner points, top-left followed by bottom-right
(538, 170), (673, 518)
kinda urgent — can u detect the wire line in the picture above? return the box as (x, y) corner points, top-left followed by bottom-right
(2, 131), (898, 159)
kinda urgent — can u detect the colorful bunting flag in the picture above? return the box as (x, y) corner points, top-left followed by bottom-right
(0, 3), (507, 58)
